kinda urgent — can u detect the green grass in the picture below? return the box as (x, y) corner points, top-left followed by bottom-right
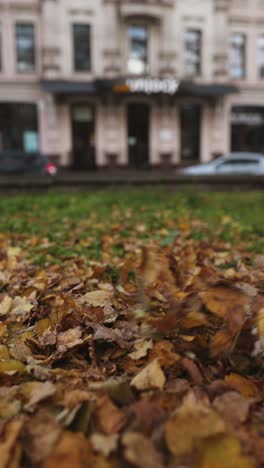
(0, 189), (263, 265)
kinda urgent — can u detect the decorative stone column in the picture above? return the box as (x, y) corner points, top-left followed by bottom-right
(213, 0), (230, 81)
(41, 0), (61, 79)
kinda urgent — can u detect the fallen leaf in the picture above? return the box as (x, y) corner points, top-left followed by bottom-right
(84, 291), (114, 307)
(130, 359), (166, 391)
(57, 327), (83, 353)
(165, 393), (226, 456)
(122, 432), (164, 468)
(25, 381), (56, 410)
(213, 391), (252, 425)
(149, 340), (180, 368)
(200, 285), (250, 318)
(91, 433), (119, 457)
(128, 339), (153, 360)
(0, 296), (13, 317)
(0, 418), (24, 468)
(224, 374), (260, 398)
(95, 395), (126, 434)
(198, 435), (254, 468)
(23, 410), (62, 464)
(43, 431), (92, 468)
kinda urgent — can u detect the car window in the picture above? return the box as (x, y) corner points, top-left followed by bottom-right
(219, 159), (260, 166)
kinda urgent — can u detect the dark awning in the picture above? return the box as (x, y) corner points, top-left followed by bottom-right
(179, 82), (239, 97)
(42, 80), (96, 95)
(42, 79), (239, 98)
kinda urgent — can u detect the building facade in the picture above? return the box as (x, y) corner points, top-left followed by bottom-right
(1, 0), (264, 169)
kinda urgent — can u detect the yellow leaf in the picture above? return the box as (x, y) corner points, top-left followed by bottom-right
(198, 435), (254, 468)
(0, 360), (25, 374)
(0, 296), (13, 317)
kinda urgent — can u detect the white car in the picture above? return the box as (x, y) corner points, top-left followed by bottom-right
(180, 153), (264, 176)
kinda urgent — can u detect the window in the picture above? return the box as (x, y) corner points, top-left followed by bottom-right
(229, 33), (246, 80)
(0, 23), (2, 71)
(0, 103), (38, 153)
(180, 104), (201, 161)
(184, 30), (202, 77)
(16, 23), (35, 73)
(128, 25), (148, 75)
(257, 35), (264, 79)
(73, 24), (91, 72)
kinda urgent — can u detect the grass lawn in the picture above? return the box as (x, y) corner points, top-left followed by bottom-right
(0, 189), (263, 265)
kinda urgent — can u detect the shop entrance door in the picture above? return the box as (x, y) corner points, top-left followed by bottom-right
(127, 103), (149, 168)
(72, 104), (96, 170)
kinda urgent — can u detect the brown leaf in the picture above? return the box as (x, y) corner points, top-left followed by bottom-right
(149, 340), (180, 369)
(200, 285), (250, 318)
(122, 432), (164, 468)
(43, 431), (92, 468)
(93, 324), (130, 349)
(128, 339), (153, 360)
(130, 359), (166, 391)
(23, 410), (62, 464)
(56, 327), (83, 353)
(84, 290), (114, 308)
(95, 395), (126, 435)
(213, 391), (253, 425)
(0, 418), (24, 468)
(224, 374), (260, 398)
(165, 393), (226, 456)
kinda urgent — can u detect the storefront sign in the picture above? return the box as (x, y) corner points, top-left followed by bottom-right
(126, 78), (179, 95)
(231, 112), (264, 126)
(112, 78), (179, 95)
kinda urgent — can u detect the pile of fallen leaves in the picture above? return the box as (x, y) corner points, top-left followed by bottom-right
(0, 216), (264, 468)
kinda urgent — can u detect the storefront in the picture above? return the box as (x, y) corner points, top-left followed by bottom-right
(231, 106), (264, 154)
(42, 78), (238, 169)
(0, 102), (39, 154)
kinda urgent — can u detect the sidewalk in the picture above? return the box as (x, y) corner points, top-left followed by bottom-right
(0, 170), (264, 190)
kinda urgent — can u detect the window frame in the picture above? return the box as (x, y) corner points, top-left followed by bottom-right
(15, 22), (36, 74)
(184, 29), (202, 78)
(127, 24), (149, 76)
(72, 23), (92, 73)
(229, 32), (246, 80)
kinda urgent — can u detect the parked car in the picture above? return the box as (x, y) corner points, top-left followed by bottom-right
(179, 153), (264, 176)
(0, 151), (58, 176)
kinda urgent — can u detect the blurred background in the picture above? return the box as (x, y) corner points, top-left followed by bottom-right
(0, 0), (264, 173)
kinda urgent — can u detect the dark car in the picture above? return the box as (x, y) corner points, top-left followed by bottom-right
(0, 151), (57, 176)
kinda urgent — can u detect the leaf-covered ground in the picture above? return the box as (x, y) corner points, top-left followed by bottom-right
(0, 189), (264, 468)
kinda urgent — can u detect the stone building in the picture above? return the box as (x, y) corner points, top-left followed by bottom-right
(1, 0), (264, 169)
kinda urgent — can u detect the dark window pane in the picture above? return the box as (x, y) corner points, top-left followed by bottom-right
(73, 24), (91, 72)
(0, 103), (38, 152)
(16, 23), (35, 73)
(229, 33), (246, 80)
(257, 35), (264, 79)
(128, 25), (148, 75)
(184, 30), (201, 77)
(231, 106), (264, 153)
(180, 104), (201, 161)
(0, 23), (2, 71)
